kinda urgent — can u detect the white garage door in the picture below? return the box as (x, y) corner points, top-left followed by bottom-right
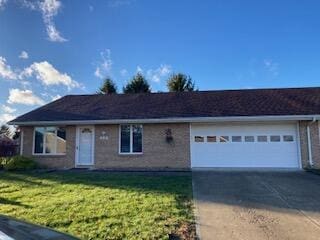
(191, 123), (300, 168)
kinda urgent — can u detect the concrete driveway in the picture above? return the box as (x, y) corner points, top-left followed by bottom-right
(192, 170), (320, 240)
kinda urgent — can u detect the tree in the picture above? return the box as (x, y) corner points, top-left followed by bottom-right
(12, 128), (20, 140)
(167, 73), (196, 92)
(98, 78), (117, 94)
(123, 73), (151, 93)
(0, 125), (12, 138)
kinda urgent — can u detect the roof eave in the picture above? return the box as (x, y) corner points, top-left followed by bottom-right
(8, 115), (320, 126)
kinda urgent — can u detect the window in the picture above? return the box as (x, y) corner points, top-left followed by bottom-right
(257, 135), (268, 142)
(244, 136), (255, 142)
(219, 136), (229, 143)
(120, 125), (143, 153)
(283, 135), (294, 142)
(194, 136), (204, 142)
(34, 127), (66, 154)
(270, 135), (281, 142)
(232, 136), (242, 142)
(207, 136), (217, 142)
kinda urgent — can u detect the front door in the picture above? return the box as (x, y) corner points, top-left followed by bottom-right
(76, 126), (94, 166)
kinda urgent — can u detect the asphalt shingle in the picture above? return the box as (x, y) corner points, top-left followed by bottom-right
(10, 87), (320, 123)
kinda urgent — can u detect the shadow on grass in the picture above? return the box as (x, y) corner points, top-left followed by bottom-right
(0, 171), (193, 214)
(0, 171), (192, 196)
(0, 172), (51, 187)
(0, 197), (31, 208)
(0, 171), (195, 239)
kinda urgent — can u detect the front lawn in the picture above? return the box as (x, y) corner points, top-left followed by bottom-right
(0, 171), (195, 240)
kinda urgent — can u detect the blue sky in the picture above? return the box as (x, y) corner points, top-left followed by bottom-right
(1, 0), (320, 124)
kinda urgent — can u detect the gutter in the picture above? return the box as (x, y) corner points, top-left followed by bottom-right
(307, 117), (317, 167)
(8, 114), (320, 126)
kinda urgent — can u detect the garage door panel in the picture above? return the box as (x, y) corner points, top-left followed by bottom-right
(191, 123), (300, 168)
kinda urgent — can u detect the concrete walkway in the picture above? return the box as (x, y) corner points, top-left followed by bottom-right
(192, 171), (320, 240)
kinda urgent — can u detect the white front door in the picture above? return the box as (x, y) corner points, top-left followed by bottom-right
(76, 126), (94, 165)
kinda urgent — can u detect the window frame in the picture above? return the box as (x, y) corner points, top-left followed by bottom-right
(219, 136), (229, 143)
(283, 135), (294, 142)
(32, 126), (66, 156)
(207, 136), (217, 143)
(231, 136), (242, 142)
(270, 135), (281, 142)
(257, 135), (268, 142)
(244, 136), (255, 142)
(119, 124), (143, 155)
(194, 136), (205, 142)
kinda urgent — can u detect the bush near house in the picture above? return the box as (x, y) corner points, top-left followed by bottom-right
(0, 156), (37, 171)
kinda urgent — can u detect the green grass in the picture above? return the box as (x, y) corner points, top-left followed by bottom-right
(0, 171), (194, 240)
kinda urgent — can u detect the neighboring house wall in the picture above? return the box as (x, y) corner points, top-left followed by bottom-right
(20, 123), (190, 170)
(94, 123), (190, 170)
(20, 126), (76, 169)
(299, 120), (320, 169)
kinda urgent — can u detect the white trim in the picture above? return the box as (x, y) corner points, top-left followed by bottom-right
(75, 126), (95, 166)
(20, 130), (24, 155)
(319, 121), (320, 144)
(189, 123), (192, 167)
(75, 127), (79, 167)
(296, 122), (302, 169)
(118, 124), (143, 154)
(307, 125), (313, 167)
(32, 127), (35, 155)
(9, 114), (320, 126)
(32, 127), (66, 156)
(32, 153), (66, 156)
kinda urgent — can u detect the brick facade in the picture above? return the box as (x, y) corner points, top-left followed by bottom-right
(298, 120), (320, 169)
(20, 123), (191, 170)
(21, 126), (76, 169)
(20, 121), (320, 170)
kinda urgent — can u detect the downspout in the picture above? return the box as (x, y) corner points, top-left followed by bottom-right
(307, 117), (316, 167)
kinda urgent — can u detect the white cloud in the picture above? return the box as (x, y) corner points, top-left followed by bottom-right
(51, 94), (61, 101)
(21, 61), (79, 89)
(120, 69), (128, 77)
(0, 57), (17, 80)
(108, 0), (134, 7)
(94, 49), (112, 79)
(0, 0), (7, 9)
(0, 113), (15, 125)
(7, 89), (45, 106)
(20, 0), (38, 10)
(19, 51), (29, 59)
(1, 105), (16, 114)
(264, 59), (279, 76)
(136, 66), (143, 73)
(19, 0), (67, 42)
(146, 64), (172, 83)
(39, 0), (67, 42)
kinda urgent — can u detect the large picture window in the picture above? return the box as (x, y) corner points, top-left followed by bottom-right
(34, 127), (66, 154)
(120, 125), (142, 154)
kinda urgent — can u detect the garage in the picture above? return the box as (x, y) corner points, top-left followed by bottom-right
(191, 122), (300, 168)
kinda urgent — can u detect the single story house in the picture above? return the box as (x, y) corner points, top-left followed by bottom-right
(8, 87), (320, 170)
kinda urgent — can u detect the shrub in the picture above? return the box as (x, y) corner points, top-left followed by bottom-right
(2, 156), (37, 171)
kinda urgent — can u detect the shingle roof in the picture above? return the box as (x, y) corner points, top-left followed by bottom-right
(10, 87), (320, 124)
